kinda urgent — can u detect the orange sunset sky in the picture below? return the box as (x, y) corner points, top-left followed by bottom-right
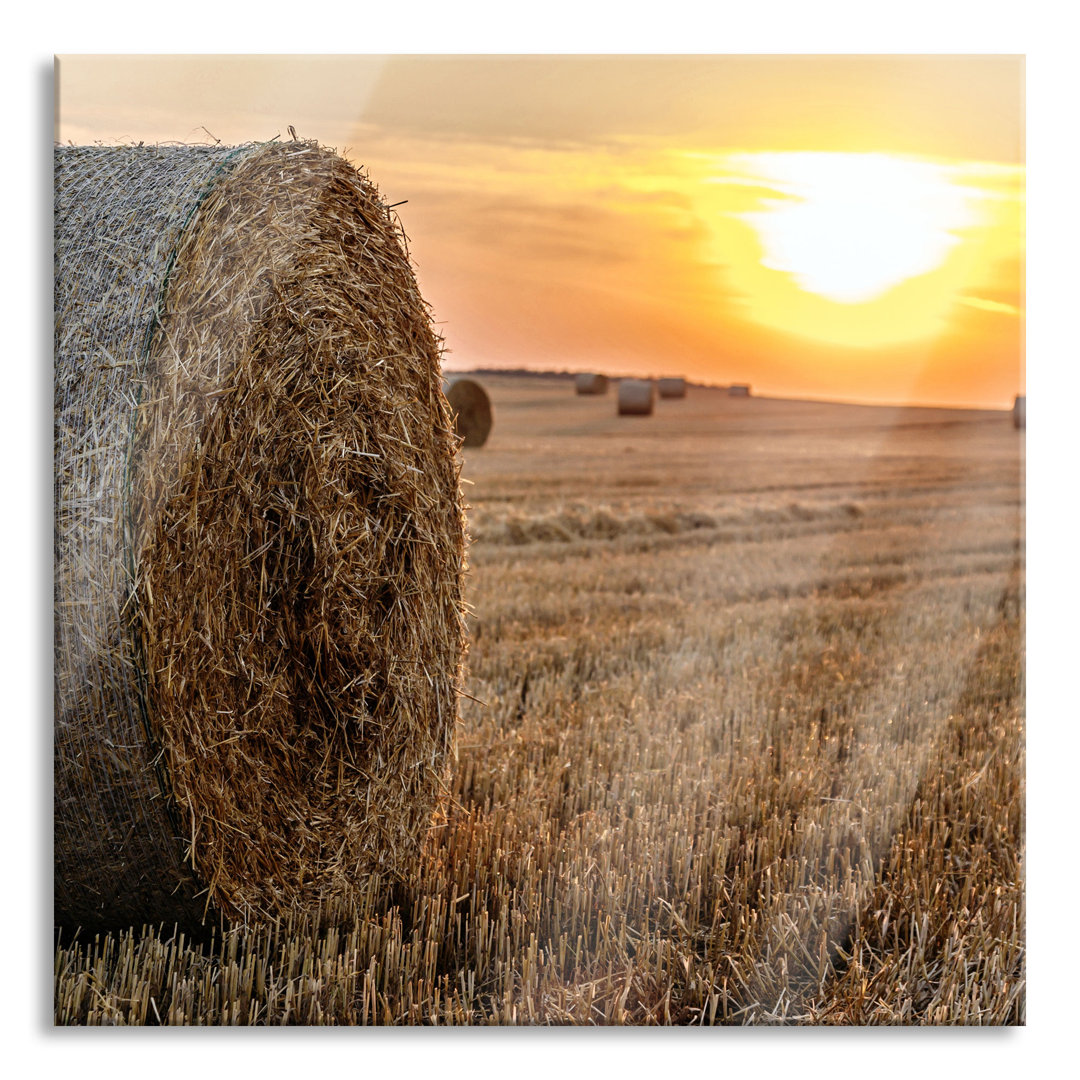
(55, 54), (1025, 408)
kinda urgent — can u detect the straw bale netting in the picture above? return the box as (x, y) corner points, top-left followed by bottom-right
(728, 384), (751, 397)
(443, 376), (493, 447)
(1013, 394), (1026, 430)
(54, 141), (467, 933)
(617, 379), (655, 416)
(575, 372), (608, 395)
(657, 377), (687, 399)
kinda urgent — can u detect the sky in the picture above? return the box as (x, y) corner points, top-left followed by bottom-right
(56, 53), (1024, 408)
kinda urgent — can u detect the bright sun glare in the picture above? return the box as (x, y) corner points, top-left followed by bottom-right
(689, 150), (1009, 349)
(734, 152), (977, 303)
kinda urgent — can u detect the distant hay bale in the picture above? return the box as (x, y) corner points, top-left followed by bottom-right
(575, 372), (609, 395)
(443, 376), (493, 447)
(54, 141), (467, 933)
(617, 379), (655, 416)
(1013, 395), (1025, 429)
(657, 377), (687, 399)
(728, 384), (751, 397)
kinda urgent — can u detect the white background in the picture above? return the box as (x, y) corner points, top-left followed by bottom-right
(9, 1), (1073, 1071)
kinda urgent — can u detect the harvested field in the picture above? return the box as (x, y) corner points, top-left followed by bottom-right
(54, 375), (1025, 1025)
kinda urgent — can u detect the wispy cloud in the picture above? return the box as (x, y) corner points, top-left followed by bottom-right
(956, 296), (1023, 317)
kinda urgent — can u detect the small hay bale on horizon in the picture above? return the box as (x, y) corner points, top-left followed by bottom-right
(54, 140), (468, 934)
(657, 377), (687, 399)
(443, 376), (494, 447)
(728, 384), (751, 397)
(1013, 394), (1026, 429)
(617, 379), (655, 416)
(575, 372), (609, 395)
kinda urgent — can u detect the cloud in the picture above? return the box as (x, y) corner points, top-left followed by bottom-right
(355, 55), (1024, 164)
(956, 296), (1023, 317)
(412, 192), (640, 266)
(701, 177), (802, 213)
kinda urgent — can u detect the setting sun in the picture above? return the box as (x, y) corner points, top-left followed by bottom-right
(732, 152), (976, 303)
(692, 149), (1023, 354)
(53, 54), (1024, 407)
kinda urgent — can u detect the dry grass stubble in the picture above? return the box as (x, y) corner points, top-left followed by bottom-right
(55, 378), (1023, 1024)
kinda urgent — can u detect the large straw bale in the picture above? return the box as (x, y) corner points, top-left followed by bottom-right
(443, 376), (493, 447)
(54, 141), (467, 933)
(1013, 394), (1025, 430)
(575, 372), (608, 395)
(617, 379), (655, 416)
(657, 377), (687, 399)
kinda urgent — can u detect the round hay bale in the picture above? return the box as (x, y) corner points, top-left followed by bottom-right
(575, 372), (609, 395)
(1013, 394), (1026, 429)
(657, 377), (687, 399)
(617, 379), (655, 416)
(54, 141), (467, 933)
(443, 376), (493, 447)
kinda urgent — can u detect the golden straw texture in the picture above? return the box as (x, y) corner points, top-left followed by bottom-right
(443, 377), (493, 447)
(54, 141), (467, 933)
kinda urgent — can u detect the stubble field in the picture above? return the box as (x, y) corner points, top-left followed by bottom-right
(54, 375), (1025, 1025)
